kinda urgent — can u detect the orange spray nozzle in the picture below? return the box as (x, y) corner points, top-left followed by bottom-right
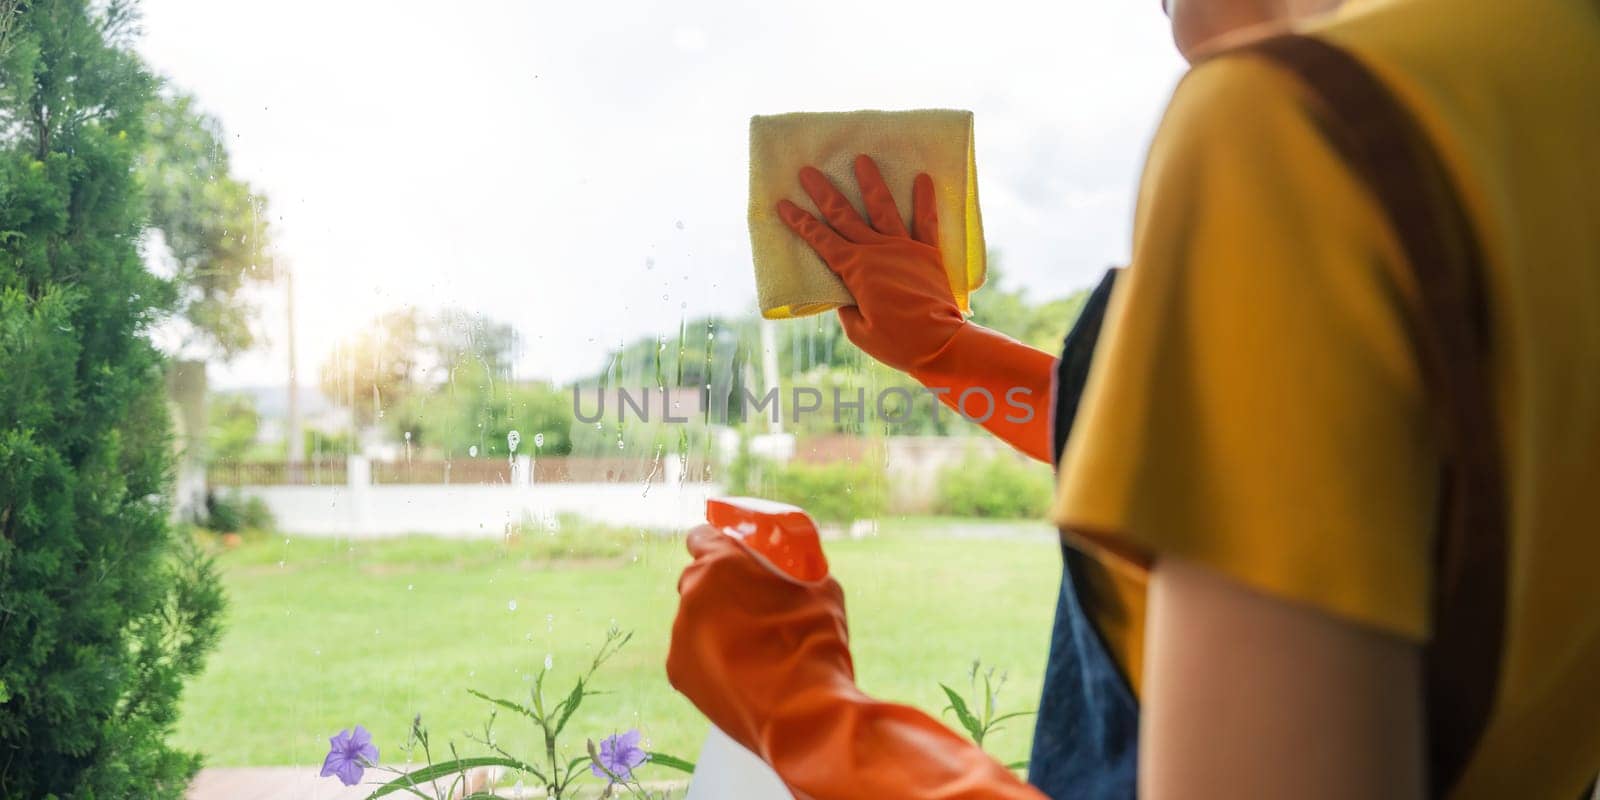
(705, 496), (828, 582)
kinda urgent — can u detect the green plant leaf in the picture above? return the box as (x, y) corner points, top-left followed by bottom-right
(1005, 759), (1029, 772)
(466, 688), (537, 722)
(564, 754), (592, 783)
(551, 677), (587, 737)
(988, 710), (1034, 726)
(363, 757), (544, 798)
(646, 751), (697, 774)
(940, 683), (984, 743)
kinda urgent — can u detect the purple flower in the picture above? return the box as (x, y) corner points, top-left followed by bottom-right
(320, 725), (379, 786)
(590, 729), (648, 782)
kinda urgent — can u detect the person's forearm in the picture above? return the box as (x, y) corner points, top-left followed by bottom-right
(761, 688), (1049, 800)
(911, 323), (1056, 463)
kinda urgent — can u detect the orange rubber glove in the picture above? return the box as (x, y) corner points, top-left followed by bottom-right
(666, 525), (1049, 800)
(776, 155), (1056, 463)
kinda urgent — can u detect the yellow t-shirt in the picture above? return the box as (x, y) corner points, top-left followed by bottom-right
(1054, 0), (1600, 796)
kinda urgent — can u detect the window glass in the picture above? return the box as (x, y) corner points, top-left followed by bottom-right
(124, 1), (1183, 794)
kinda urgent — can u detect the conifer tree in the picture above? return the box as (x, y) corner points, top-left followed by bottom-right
(0, 1), (224, 796)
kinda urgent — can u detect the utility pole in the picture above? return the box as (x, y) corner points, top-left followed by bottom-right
(759, 318), (782, 435)
(285, 261), (305, 464)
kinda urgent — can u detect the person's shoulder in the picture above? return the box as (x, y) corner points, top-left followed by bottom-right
(1169, 50), (1308, 123)
(1144, 49), (1325, 184)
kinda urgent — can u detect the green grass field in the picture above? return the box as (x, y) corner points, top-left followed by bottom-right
(172, 518), (1059, 777)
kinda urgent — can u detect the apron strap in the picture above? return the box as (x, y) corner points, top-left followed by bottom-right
(1240, 34), (1509, 797)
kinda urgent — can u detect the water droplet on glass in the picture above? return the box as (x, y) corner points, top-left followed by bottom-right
(508, 599), (518, 612)
(533, 432), (544, 448)
(675, 220), (685, 230)
(404, 431), (411, 441)
(507, 430), (521, 453)
(544, 654), (554, 670)
(468, 445), (479, 457)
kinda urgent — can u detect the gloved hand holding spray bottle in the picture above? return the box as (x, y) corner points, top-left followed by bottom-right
(683, 497), (823, 800)
(669, 496), (1046, 800)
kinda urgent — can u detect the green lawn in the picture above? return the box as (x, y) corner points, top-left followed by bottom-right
(173, 517), (1059, 777)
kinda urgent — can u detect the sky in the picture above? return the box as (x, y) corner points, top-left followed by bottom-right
(134, 0), (1187, 389)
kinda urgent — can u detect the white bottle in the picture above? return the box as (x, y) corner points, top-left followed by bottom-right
(684, 724), (792, 800)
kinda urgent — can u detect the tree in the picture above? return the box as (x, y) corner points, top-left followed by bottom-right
(140, 90), (275, 360)
(0, 1), (223, 796)
(393, 362), (576, 457)
(324, 307), (531, 436)
(968, 261), (1091, 352)
(206, 392), (261, 462)
(320, 308), (426, 428)
(433, 306), (517, 378)
(588, 258), (1092, 438)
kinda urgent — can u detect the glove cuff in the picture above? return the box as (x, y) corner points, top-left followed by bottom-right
(910, 323), (1057, 463)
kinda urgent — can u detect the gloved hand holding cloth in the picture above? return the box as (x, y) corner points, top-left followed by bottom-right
(769, 151), (1056, 463)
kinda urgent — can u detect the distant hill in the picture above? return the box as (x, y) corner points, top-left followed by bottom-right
(214, 385), (339, 421)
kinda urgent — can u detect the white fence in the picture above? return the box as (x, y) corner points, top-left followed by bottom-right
(240, 481), (720, 538)
(219, 436), (1032, 537)
(227, 455), (719, 538)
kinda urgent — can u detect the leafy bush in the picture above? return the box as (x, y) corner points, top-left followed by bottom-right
(303, 427), (356, 459)
(0, 3), (225, 795)
(727, 450), (887, 525)
(207, 393), (262, 462)
(200, 490), (275, 533)
(935, 451), (1055, 519)
(769, 460), (887, 524)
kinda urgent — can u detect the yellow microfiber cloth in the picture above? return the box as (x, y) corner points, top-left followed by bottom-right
(747, 109), (986, 319)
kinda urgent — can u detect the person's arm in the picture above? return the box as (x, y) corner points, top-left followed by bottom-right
(777, 154), (1056, 463)
(1047, 54), (1443, 796)
(1140, 557), (1426, 799)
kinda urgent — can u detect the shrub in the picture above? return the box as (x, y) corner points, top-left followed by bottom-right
(200, 491), (275, 533)
(0, 3), (225, 795)
(936, 451), (1055, 519)
(729, 458), (885, 525)
(721, 435), (887, 524)
(768, 460), (888, 524)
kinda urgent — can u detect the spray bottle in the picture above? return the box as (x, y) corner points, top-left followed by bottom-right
(683, 496), (827, 800)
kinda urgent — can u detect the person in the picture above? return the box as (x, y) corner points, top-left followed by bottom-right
(667, 0), (1600, 797)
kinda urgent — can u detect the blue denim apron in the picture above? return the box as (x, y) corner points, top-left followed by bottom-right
(1027, 268), (1139, 800)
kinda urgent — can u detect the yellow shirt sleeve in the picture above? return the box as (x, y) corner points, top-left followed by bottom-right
(1054, 54), (1438, 641)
